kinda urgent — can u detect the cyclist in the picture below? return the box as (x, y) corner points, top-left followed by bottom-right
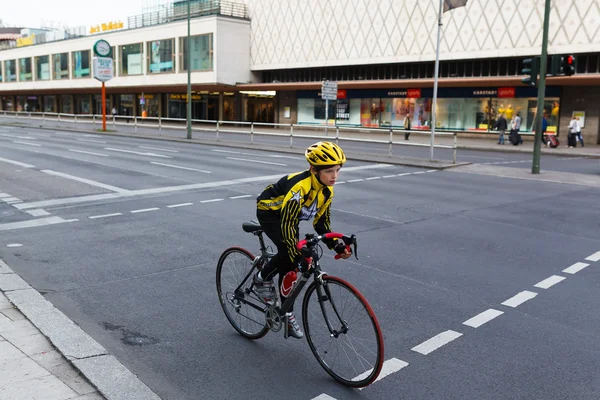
(254, 141), (352, 339)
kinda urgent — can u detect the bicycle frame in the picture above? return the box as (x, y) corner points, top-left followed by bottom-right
(232, 230), (357, 338)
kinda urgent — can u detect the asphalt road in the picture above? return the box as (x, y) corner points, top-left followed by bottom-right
(1, 125), (600, 400)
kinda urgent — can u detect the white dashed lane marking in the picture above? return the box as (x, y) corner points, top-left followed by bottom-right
(411, 330), (463, 355)
(131, 208), (160, 214)
(167, 203), (193, 208)
(89, 213), (123, 219)
(563, 262), (590, 275)
(69, 149), (109, 157)
(139, 146), (179, 153)
(229, 195), (252, 199)
(357, 358), (409, 390)
(501, 290), (538, 308)
(26, 209), (51, 217)
(0, 157), (35, 168)
(462, 309), (504, 328)
(534, 275), (566, 289)
(585, 251), (600, 262)
(200, 198), (224, 203)
(104, 147), (172, 158)
(311, 395), (336, 400)
(13, 140), (41, 147)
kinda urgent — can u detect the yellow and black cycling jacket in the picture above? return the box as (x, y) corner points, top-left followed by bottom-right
(257, 170), (336, 262)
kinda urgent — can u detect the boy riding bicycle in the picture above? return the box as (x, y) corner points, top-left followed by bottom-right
(254, 141), (352, 338)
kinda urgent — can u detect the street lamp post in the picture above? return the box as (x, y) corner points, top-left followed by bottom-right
(186, 0), (192, 139)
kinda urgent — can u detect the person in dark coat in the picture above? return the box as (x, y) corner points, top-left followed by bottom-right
(493, 113), (507, 145)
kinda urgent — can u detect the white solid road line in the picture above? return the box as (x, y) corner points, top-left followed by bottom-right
(501, 290), (538, 308)
(69, 149), (109, 157)
(365, 176), (381, 180)
(563, 262), (590, 275)
(104, 147), (172, 158)
(0, 216), (74, 232)
(89, 213), (123, 219)
(1, 133), (36, 139)
(411, 330), (463, 355)
(585, 251), (600, 262)
(397, 173), (411, 176)
(150, 162), (211, 173)
(357, 358), (409, 390)
(383, 175), (397, 178)
(348, 179), (364, 182)
(167, 203), (193, 208)
(463, 309), (504, 328)
(41, 170), (130, 194)
(230, 195), (252, 199)
(226, 157), (287, 166)
(131, 208), (160, 214)
(13, 140), (41, 146)
(534, 275), (566, 289)
(139, 146), (179, 153)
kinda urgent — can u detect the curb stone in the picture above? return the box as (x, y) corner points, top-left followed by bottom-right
(0, 258), (162, 400)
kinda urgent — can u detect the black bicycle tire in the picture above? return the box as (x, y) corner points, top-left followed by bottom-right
(216, 247), (269, 340)
(302, 275), (385, 388)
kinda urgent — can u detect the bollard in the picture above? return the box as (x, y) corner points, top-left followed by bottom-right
(335, 126), (339, 144)
(453, 133), (457, 164)
(250, 122), (254, 144)
(216, 121), (220, 141)
(159, 116), (162, 132)
(134, 116), (138, 133)
(290, 124), (294, 147)
(389, 128), (393, 157)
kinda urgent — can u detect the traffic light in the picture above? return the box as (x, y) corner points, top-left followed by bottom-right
(550, 55), (562, 76)
(521, 57), (539, 87)
(561, 54), (576, 76)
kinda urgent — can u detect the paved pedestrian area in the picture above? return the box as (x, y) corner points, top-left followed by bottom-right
(0, 291), (105, 400)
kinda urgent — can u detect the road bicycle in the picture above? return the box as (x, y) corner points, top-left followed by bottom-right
(216, 221), (384, 388)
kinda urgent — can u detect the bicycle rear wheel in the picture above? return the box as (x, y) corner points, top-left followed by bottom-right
(302, 275), (384, 388)
(216, 247), (269, 339)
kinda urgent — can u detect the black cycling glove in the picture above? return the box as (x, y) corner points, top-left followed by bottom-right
(334, 241), (349, 255)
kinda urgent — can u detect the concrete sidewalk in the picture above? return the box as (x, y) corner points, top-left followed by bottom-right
(0, 259), (161, 400)
(0, 291), (105, 400)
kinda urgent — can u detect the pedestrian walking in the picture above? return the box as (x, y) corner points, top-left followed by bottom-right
(403, 114), (411, 140)
(567, 115), (579, 148)
(493, 113), (507, 145)
(575, 116), (584, 147)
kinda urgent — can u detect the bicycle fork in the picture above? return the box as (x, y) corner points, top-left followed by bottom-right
(316, 279), (349, 338)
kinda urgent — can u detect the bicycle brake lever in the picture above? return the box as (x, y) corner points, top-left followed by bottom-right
(351, 235), (358, 260)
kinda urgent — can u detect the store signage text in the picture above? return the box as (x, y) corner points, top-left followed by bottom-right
(497, 87), (516, 98)
(386, 89), (421, 98)
(16, 34), (35, 47)
(89, 21), (124, 34)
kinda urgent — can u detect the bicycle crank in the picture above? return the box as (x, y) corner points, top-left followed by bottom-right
(265, 305), (283, 332)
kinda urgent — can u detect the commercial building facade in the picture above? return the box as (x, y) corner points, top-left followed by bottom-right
(1, 0), (599, 142)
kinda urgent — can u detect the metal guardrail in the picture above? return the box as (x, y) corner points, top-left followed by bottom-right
(0, 111), (459, 163)
(128, 0), (248, 29)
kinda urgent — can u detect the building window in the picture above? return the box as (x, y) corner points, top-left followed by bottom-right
(19, 58), (33, 82)
(120, 43), (143, 75)
(35, 55), (50, 81)
(53, 53), (69, 80)
(0, 63), (3, 83)
(72, 50), (91, 78)
(148, 39), (174, 73)
(4, 60), (16, 82)
(180, 33), (213, 71)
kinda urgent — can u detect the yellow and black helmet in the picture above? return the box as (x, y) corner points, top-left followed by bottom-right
(305, 141), (346, 167)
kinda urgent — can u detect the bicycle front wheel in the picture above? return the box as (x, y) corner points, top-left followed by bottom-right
(302, 275), (384, 388)
(216, 247), (269, 340)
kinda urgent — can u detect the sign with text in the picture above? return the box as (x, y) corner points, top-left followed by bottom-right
(93, 57), (114, 82)
(321, 81), (338, 100)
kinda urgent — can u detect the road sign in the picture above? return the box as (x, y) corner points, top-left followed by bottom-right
(93, 57), (113, 82)
(321, 81), (338, 100)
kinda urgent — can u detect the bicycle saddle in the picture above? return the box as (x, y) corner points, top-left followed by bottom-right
(242, 221), (262, 233)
